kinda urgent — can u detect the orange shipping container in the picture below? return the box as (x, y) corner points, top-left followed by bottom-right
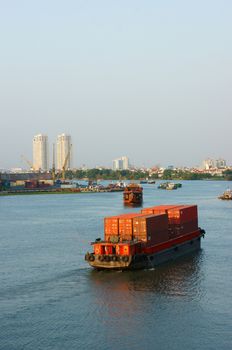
(104, 213), (137, 238)
(118, 213), (143, 237)
(168, 220), (198, 237)
(168, 205), (198, 225)
(133, 214), (169, 245)
(133, 214), (168, 235)
(141, 204), (181, 215)
(149, 229), (169, 245)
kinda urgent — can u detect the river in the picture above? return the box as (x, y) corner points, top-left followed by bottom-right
(0, 180), (231, 349)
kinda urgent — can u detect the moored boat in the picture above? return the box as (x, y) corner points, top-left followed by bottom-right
(85, 204), (205, 270)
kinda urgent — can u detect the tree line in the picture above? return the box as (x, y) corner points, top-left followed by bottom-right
(63, 168), (232, 181)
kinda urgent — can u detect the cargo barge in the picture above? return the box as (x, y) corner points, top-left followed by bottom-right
(85, 204), (205, 270)
(123, 183), (143, 205)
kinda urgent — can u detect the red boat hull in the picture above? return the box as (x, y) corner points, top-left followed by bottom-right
(85, 229), (204, 270)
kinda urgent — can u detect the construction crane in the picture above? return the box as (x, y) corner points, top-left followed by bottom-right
(62, 144), (72, 180)
(21, 155), (35, 171)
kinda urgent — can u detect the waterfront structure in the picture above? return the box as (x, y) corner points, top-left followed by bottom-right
(113, 156), (130, 170)
(33, 134), (49, 171)
(56, 134), (72, 170)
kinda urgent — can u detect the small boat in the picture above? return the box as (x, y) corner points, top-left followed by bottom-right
(166, 183), (178, 190)
(85, 204), (205, 270)
(158, 182), (182, 190)
(218, 189), (232, 200)
(140, 180), (148, 184)
(123, 183), (143, 205)
(140, 180), (156, 184)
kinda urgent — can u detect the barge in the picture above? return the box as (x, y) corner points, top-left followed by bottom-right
(123, 183), (143, 205)
(85, 204), (205, 270)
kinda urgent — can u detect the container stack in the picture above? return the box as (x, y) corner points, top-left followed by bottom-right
(141, 204), (198, 238)
(104, 205), (198, 244)
(167, 205), (198, 237)
(118, 213), (142, 241)
(104, 213), (139, 242)
(141, 204), (181, 215)
(104, 212), (169, 244)
(133, 214), (169, 245)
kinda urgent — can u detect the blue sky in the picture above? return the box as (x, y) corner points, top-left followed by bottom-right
(0, 0), (231, 169)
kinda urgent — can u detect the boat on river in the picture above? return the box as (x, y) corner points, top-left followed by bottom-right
(218, 189), (232, 200)
(158, 182), (182, 190)
(85, 204), (205, 270)
(123, 183), (143, 205)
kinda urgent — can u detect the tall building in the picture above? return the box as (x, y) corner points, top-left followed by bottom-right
(203, 158), (215, 170)
(56, 134), (72, 170)
(33, 134), (49, 171)
(203, 158), (227, 170)
(215, 158), (226, 168)
(113, 156), (130, 170)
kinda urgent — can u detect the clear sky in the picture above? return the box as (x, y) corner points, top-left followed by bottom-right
(0, 0), (231, 169)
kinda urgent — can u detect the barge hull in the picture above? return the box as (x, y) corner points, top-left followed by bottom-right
(88, 235), (202, 270)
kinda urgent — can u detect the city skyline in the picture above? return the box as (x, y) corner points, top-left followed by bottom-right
(0, 1), (232, 169)
(0, 132), (231, 171)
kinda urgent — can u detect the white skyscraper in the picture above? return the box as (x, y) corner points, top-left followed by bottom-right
(113, 156), (130, 170)
(33, 134), (49, 171)
(56, 134), (72, 170)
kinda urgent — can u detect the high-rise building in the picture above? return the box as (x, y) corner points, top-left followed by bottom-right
(56, 134), (72, 170)
(203, 158), (227, 170)
(113, 156), (130, 170)
(215, 158), (226, 168)
(202, 158), (215, 170)
(33, 134), (49, 171)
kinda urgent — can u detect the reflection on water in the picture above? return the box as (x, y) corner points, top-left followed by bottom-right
(89, 250), (204, 300)
(123, 203), (143, 208)
(86, 251), (206, 349)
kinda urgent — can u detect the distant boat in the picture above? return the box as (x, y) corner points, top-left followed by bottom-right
(123, 183), (143, 205)
(140, 180), (148, 184)
(218, 189), (232, 200)
(158, 182), (182, 190)
(147, 180), (156, 184)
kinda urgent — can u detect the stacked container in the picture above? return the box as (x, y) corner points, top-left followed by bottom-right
(104, 212), (170, 245)
(167, 205), (198, 237)
(118, 213), (143, 241)
(104, 213), (138, 242)
(133, 214), (169, 245)
(141, 204), (181, 215)
(141, 204), (198, 238)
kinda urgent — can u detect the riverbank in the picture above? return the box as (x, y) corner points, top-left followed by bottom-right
(0, 188), (124, 196)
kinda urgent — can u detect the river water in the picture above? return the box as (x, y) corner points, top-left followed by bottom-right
(0, 181), (231, 350)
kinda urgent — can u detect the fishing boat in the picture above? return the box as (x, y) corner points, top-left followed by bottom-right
(218, 189), (232, 200)
(123, 183), (143, 205)
(85, 204), (205, 270)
